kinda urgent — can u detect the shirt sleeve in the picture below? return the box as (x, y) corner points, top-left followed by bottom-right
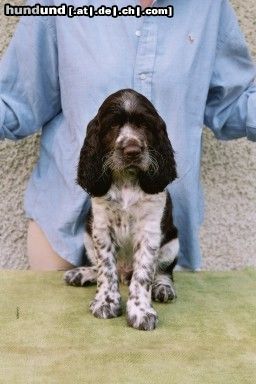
(204, 0), (256, 141)
(0, 0), (61, 140)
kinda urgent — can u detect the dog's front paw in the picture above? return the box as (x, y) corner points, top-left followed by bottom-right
(90, 296), (122, 319)
(126, 300), (158, 331)
(63, 267), (97, 287)
(152, 282), (177, 303)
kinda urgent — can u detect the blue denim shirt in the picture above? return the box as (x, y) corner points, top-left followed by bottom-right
(1, 0), (256, 270)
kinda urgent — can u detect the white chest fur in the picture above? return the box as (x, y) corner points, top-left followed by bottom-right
(92, 181), (166, 246)
(107, 183), (145, 211)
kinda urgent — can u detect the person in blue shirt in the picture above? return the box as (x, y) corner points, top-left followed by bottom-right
(0, 0), (256, 271)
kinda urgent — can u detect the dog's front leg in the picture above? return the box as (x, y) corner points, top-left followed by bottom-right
(126, 232), (160, 331)
(90, 226), (122, 319)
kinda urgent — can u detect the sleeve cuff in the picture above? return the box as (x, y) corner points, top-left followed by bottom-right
(0, 98), (6, 140)
(246, 125), (256, 141)
(246, 91), (256, 141)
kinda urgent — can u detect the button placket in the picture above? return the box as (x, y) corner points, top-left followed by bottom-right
(133, 16), (158, 101)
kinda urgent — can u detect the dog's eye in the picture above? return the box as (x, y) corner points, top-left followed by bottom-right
(130, 114), (156, 131)
(101, 125), (120, 148)
(101, 112), (126, 128)
(101, 124), (119, 136)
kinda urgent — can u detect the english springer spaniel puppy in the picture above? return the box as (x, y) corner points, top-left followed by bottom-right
(64, 89), (179, 331)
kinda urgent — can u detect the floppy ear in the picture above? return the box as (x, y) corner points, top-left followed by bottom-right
(138, 117), (177, 194)
(77, 116), (112, 197)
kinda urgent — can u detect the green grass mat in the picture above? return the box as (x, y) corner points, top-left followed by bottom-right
(0, 269), (256, 383)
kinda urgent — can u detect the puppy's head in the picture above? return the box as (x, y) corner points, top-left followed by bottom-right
(77, 89), (177, 197)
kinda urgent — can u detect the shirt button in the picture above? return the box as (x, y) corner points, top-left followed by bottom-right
(139, 73), (146, 80)
(135, 30), (141, 37)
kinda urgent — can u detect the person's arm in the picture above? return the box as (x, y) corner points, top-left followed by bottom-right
(0, 0), (61, 140)
(204, 0), (256, 141)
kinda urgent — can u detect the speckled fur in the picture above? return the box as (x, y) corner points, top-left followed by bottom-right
(64, 89), (179, 330)
(65, 181), (179, 329)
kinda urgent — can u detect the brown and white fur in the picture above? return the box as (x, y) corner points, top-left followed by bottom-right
(64, 89), (179, 331)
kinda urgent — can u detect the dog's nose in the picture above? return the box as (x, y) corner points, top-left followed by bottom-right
(123, 145), (142, 156)
(122, 139), (143, 156)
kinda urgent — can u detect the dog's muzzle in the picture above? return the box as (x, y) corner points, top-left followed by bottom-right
(116, 138), (145, 159)
(112, 132), (150, 172)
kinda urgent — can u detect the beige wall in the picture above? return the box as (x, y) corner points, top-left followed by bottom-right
(0, 0), (255, 270)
